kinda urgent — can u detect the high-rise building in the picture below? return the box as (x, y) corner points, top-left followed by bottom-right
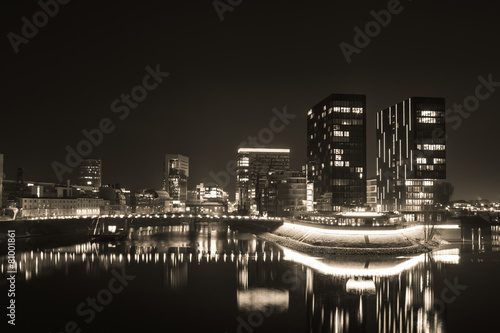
(307, 94), (366, 212)
(163, 154), (189, 202)
(376, 97), (446, 217)
(77, 158), (102, 190)
(236, 148), (290, 214)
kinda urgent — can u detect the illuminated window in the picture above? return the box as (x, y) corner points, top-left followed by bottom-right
(434, 158), (445, 164)
(423, 144), (445, 151)
(418, 117), (437, 123)
(334, 161), (344, 167)
(417, 158), (427, 164)
(334, 149), (343, 154)
(334, 107), (341, 112)
(341, 107), (350, 113)
(334, 131), (350, 137)
(352, 107), (363, 114)
(419, 110), (443, 117)
(335, 155), (342, 160)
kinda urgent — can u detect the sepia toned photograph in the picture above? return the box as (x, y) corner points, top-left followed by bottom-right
(1, 1), (500, 332)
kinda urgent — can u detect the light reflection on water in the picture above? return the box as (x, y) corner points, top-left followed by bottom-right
(1, 224), (499, 332)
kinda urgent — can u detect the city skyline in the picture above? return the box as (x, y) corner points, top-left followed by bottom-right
(2, 1), (499, 201)
(2, 2), (500, 332)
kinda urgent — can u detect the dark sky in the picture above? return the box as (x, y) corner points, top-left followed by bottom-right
(2, 0), (499, 201)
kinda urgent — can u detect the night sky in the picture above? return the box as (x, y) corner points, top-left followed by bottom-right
(2, 0), (499, 201)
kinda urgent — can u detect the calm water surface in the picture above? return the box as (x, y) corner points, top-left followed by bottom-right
(2, 224), (500, 332)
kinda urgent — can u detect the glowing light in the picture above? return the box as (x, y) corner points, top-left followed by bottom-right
(340, 212), (383, 218)
(346, 278), (376, 294)
(283, 222), (423, 235)
(282, 247), (426, 277)
(237, 289), (289, 312)
(237, 148), (290, 153)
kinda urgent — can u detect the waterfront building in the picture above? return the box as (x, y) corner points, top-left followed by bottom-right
(275, 170), (307, 217)
(376, 97), (446, 220)
(17, 197), (104, 218)
(235, 148), (290, 214)
(163, 154), (189, 202)
(307, 94), (367, 212)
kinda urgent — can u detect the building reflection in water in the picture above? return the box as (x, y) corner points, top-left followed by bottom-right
(0, 223), (469, 332)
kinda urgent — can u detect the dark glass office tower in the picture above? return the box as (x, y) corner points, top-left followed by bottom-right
(376, 97), (446, 216)
(236, 148), (290, 214)
(307, 94), (366, 212)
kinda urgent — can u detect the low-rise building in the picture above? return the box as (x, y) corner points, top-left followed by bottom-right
(18, 197), (104, 218)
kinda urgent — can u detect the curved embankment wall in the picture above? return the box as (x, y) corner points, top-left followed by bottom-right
(226, 220), (433, 255)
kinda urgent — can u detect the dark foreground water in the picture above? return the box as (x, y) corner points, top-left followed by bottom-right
(1, 224), (500, 332)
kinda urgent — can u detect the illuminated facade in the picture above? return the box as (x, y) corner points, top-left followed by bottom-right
(376, 97), (446, 215)
(18, 197), (104, 218)
(77, 159), (102, 195)
(163, 154), (189, 202)
(307, 94), (366, 211)
(195, 183), (228, 202)
(236, 148), (290, 214)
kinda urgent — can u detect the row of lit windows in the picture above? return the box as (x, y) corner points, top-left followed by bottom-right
(406, 199), (433, 205)
(334, 131), (350, 137)
(417, 165), (445, 171)
(405, 180), (433, 186)
(333, 161), (349, 167)
(418, 110), (444, 117)
(417, 158), (446, 164)
(333, 107), (363, 114)
(420, 144), (446, 150)
(417, 117), (444, 124)
(333, 119), (363, 125)
(406, 192), (433, 199)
